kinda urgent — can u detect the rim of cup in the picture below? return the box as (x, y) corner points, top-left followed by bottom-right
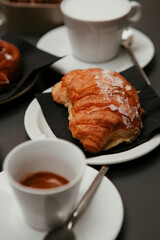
(3, 139), (86, 195)
(60, 0), (132, 23)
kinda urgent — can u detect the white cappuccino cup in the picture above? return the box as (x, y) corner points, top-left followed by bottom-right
(3, 139), (85, 231)
(60, 0), (142, 63)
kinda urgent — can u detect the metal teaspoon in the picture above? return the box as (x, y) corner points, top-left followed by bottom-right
(44, 165), (109, 240)
(121, 28), (151, 86)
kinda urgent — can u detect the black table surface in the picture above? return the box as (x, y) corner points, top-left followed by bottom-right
(0, 0), (160, 239)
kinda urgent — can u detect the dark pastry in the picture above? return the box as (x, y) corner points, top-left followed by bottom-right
(0, 39), (21, 93)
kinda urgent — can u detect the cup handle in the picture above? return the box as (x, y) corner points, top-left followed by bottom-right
(127, 1), (142, 26)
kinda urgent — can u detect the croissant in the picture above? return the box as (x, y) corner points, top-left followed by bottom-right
(52, 68), (145, 153)
(0, 39), (21, 93)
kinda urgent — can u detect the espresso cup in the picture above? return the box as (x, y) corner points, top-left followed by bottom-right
(60, 0), (142, 63)
(3, 139), (85, 231)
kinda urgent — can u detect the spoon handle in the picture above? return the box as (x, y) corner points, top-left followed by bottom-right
(67, 165), (109, 230)
(124, 45), (151, 86)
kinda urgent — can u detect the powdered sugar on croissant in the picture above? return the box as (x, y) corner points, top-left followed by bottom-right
(52, 68), (145, 153)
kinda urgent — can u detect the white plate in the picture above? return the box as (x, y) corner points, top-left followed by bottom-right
(37, 26), (155, 75)
(0, 166), (123, 240)
(24, 91), (160, 165)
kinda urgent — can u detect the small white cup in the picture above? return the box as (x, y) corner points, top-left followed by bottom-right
(60, 0), (142, 63)
(3, 139), (85, 231)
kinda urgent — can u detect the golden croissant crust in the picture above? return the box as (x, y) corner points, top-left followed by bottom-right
(52, 68), (145, 153)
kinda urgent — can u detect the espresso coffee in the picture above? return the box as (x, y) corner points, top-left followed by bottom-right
(20, 171), (69, 189)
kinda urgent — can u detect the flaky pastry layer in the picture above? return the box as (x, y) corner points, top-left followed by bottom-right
(52, 68), (145, 153)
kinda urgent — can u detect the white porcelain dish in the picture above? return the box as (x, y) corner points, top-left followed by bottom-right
(24, 91), (160, 165)
(37, 26), (155, 75)
(0, 166), (124, 240)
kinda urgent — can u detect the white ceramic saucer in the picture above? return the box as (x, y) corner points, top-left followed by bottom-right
(24, 90), (160, 165)
(0, 166), (123, 240)
(37, 26), (155, 75)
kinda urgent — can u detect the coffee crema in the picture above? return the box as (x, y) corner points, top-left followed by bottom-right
(20, 171), (69, 189)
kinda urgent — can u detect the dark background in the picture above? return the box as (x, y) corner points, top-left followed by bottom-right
(0, 0), (160, 239)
